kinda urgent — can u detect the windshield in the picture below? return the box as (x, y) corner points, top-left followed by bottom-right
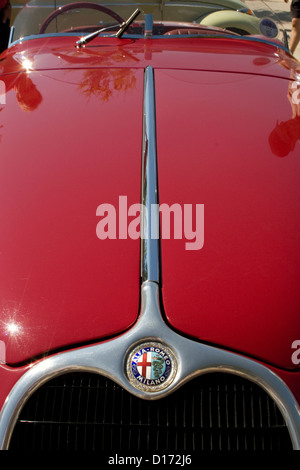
(10, 0), (288, 47)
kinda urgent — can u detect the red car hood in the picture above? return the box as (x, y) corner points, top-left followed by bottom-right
(0, 61), (144, 364)
(0, 37), (299, 368)
(156, 67), (300, 371)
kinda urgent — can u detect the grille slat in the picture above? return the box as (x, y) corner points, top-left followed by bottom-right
(9, 372), (292, 451)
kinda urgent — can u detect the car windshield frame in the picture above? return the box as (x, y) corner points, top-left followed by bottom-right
(9, 0), (289, 52)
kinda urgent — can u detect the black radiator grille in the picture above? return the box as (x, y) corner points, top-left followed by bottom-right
(9, 372), (292, 450)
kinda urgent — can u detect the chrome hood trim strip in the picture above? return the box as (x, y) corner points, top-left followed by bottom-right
(0, 66), (300, 450)
(141, 66), (160, 284)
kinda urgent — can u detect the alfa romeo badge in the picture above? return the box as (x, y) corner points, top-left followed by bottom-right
(126, 341), (177, 392)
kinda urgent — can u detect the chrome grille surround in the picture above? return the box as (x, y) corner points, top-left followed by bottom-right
(1, 281), (300, 449)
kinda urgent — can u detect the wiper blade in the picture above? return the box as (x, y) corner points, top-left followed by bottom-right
(115, 8), (140, 38)
(76, 8), (140, 48)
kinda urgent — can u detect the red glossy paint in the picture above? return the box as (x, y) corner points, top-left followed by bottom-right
(0, 62), (143, 364)
(156, 68), (300, 370)
(1, 35), (299, 78)
(0, 35), (299, 369)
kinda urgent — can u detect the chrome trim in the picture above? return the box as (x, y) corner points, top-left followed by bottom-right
(8, 26), (14, 48)
(0, 281), (300, 449)
(141, 66), (160, 284)
(0, 65), (299, 450)
(144, 13), (153, 38)
(283, 29), (289, 51)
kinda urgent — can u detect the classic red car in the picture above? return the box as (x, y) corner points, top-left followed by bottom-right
(0, 0), (299, 452)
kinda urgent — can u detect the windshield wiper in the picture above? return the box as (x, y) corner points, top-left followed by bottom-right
(76, 8), (140, 48)
(114, 8), (140, 38)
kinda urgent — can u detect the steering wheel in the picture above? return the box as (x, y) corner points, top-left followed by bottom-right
(39, 2), (125, 34)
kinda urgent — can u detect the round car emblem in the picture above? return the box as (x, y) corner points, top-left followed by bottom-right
(126, 341), (177, 392)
